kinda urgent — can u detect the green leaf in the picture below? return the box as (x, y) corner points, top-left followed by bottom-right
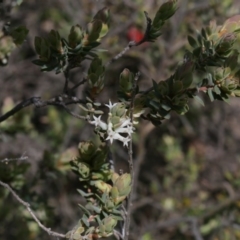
(201, 28), (208, 40)
(193, 46), (202, 57)
(193, 95), (204, 106)
(213, 85), (221, 95)
(207, 88), (214, 101)
(161, 103), (171, 111)
(77, 189), (93, 197)
(188, 35), (198, 48)
(172, 81), (183, 95)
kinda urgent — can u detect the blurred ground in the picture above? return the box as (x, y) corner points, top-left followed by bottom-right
(1, 0), (240, 240)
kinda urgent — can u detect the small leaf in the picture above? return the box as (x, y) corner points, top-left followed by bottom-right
(172, 81), (183, 95)
(188, 35), (198, 48)
(193, 95), (204, 106)
(213, 85), (221, 95)
(207, 88), (214, 101)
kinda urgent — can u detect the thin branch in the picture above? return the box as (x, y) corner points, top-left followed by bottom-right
(0, 180), (66, 238)
(105, 41), (137, 67)
(0, 97), (41, 122)
(106, 12), (152, 67)
(69, 78), (87, 93)
(60, 103), (87, 120)
(124, 72), (141, 240)
(0, 155), (28, 163)
(63, 65), (70, 93)
(0, 96), (87, 123)
(114, 230), (123, 240)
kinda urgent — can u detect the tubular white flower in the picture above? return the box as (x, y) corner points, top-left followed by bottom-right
(117, 135), (130, 147)
(90, 102), (134, 147)
(122, 137), (130, 147)
(115, 125), (133, 135)
(119, 118), (132, 128)
(89, 115), (107, 130)
(105, 100), (117, 110)
(106, 129), (115, 144)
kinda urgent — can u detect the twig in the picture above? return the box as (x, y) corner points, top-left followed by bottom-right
(105, 11), (152, 67)
(69, 78), (87, 93)
(105, 41), (137, 67)
(0, 155), (28, 163)
(0, 96), (87, 123)
(114, 230), (123, 240)
(124, 72), (141, 240)
(59, 103), (87, 120)
(63, 65), (70, 93)
(0, 180), (66, 238)
(0, 97), (41, 122)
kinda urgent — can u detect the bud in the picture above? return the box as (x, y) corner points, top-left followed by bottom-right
(48, 30), (63, 53)
(105, 199), (115, 210)
(216, 33), (237, 55)
(114, 173), (131, 197)
(84, 20), (102, 44)
(219, 15), (240, 37)
(90, 180), (112, 193)
(153, 0), (178, 25)
(119, 68), (134, 94)
(88, 58), (104, 75)
(94, 7), (110, 25)
(93, 8), (110, 39)
(101, 216), (118, 235)
(78, 141), (96, 162)
(68, 25), (83, 48)
(78, 162), (90, 179)
(87, 58), (105, 98)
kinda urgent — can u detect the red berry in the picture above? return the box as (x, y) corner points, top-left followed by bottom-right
(127, 26), (144, 43)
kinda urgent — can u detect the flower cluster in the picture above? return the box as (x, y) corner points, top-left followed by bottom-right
(89, 101), (134, 147)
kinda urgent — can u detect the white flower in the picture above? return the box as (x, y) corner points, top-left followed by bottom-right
(119, 118), (132, 128)
(115, 124), (133, 135)
(106, 130), (130, 147)
(105, 100), (117, 110)
(90, 102), (134, 147)
(106, 129), (122, 144)
(89, 115), (107, 130)
(121, 136), (131, 147)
